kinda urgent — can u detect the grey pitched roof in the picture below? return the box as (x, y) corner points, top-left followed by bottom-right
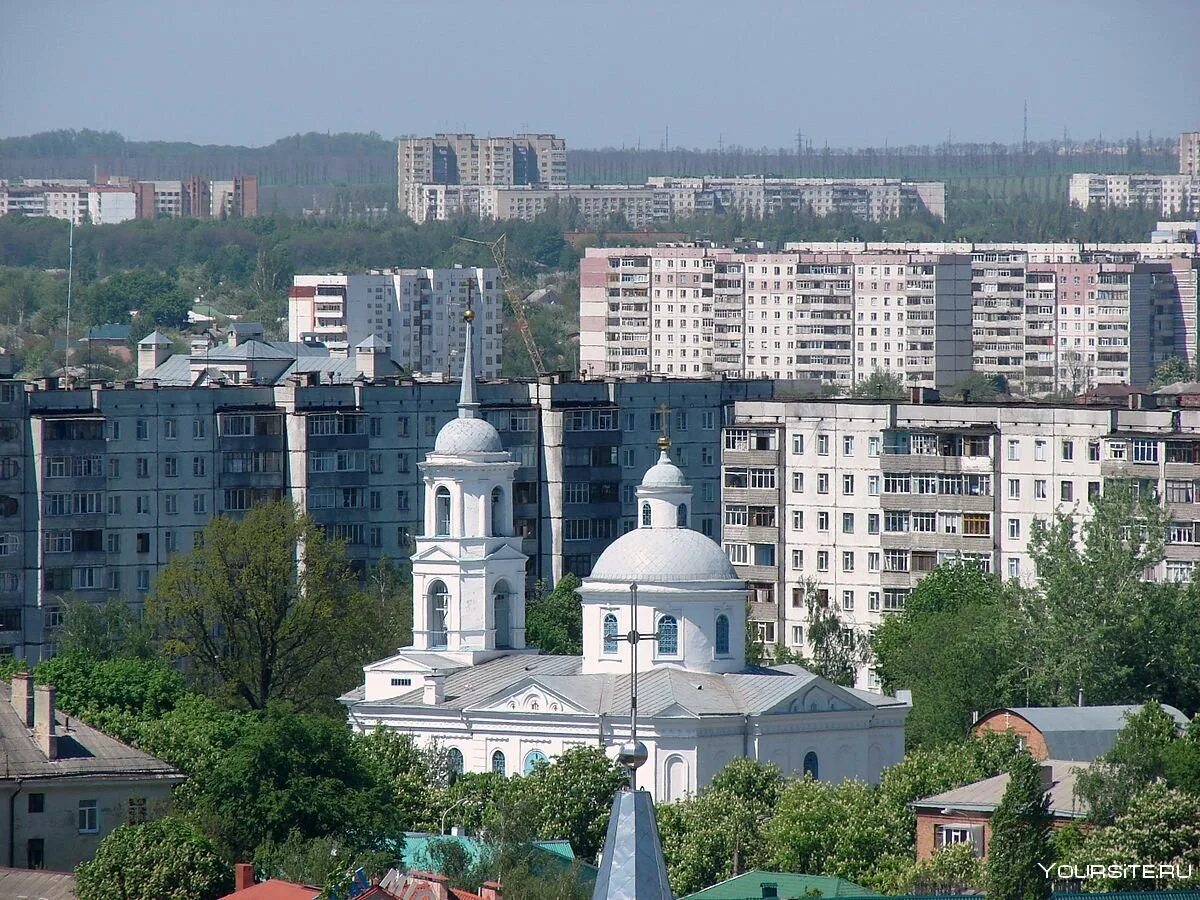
(356, 334), (389, 350)
(202, 340), (293, 360)
(137, 329), (172, 346)
(911, 759), (1092, 820)
(140, 354), (192, 385)
(279, 357), (362, 383)
(0, 867), (77, 900)
(987, 705), (1191, 761)
(0, 681), (183, 782)
(349, 654), (906, 718)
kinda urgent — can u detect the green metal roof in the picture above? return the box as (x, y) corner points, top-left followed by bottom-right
(681, 870), (878, 899)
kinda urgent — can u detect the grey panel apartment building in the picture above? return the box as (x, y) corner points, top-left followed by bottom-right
(722, 393), (1200, 689)
(0, 345), (782, 661)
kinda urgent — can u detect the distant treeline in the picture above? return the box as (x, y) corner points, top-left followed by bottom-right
(0, 129), (1179, 195)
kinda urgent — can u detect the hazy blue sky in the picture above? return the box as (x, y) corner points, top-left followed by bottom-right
(2, 0), (1197, 149)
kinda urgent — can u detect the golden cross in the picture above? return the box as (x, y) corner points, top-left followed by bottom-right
(657, 402), (671, 451)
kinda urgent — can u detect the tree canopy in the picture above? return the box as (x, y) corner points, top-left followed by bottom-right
(75, 818), (232, 900)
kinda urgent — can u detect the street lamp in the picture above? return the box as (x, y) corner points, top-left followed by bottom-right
(440, 797), (475, 835)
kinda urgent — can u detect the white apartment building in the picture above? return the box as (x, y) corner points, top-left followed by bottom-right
(580, 247), (973, 391)
(289, 268), (503, 378)
(723, 396), (1200, 689)
(85, 187), (137, 225)
(397, 133), (567, 211)
(1069, 173), (1200, 217)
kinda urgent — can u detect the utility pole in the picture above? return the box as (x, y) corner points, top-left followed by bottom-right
(1022, 100), (1028, 156)
(64, 217), (74, 372)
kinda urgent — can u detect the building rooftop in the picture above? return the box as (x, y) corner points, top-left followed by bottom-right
(0, 680), (182, 782)
(0, 867), (78, 900)
(978, 704), (1190, 761)
(681, 870), (878, 899)
(911, 759), (1092, 820)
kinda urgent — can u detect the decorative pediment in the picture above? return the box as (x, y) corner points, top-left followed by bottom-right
(767, 680), (871, 716)
(467, 677), (589, 715)
(411, 544), (461, 564)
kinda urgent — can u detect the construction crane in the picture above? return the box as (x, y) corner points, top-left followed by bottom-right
(459, 234), (547, 377)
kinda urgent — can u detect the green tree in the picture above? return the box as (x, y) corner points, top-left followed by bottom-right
(525, 574), (583, 655)
(366, 556), (413, 648)
(75, 818), (232, 900)
(148, 500), (383, 711)
(54, 595), (154, 659)
(1074, 702), (1196, 823)
(253, 833), (393, 891)
(501, 746), (628, 861)
(1023, 480), (1172, 707)
(948, 371), (1005, 402)
(798, 580), (870, 686)
(872, 563), (1020, 747)
(33, 653), (188, 736)
(850, 368), (907, 400)
(1150, 354), (1194, 387)
(1072, 784), (1200, 891)
(985, 752), (1053, 900)
(902, 843), (983, 894)
(86, 268), (187, 328)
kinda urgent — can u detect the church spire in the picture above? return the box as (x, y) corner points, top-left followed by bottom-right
(458, 286), (479, 419)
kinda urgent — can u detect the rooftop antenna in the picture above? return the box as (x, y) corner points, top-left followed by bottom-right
(1022, 100), (1029, 155)
(64, 216), (74, 372)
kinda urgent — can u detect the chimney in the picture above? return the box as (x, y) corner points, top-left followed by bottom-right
(234, 863), (255, 891)
(34, 684), (58, 760)
(10, 672), (34, 727)
(1039, 764), (1055, 792)
(1077, 686), (1084, 707)
(423, 672), (446, 705)
(481, 881), (502, 900)
(137, 331), (172, 376)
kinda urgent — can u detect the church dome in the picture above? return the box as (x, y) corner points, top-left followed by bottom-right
(640, 452), (687, 488)
(433, 416), (504, 455)
(590, 528), (740, 584)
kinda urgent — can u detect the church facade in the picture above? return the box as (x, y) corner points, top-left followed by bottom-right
(342, 314), (909, 801)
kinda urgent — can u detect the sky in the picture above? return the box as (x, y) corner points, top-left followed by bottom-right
(2, 0), (1198, 150)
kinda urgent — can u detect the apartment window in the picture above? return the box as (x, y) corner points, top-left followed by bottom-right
(1133, 440), (1158, 463)
(868, 552), (880, 572)
(884, 511), (909, 532)
(1008, 518), (1020, 539)
(135, 419), (149, 441)
(128, 797), (147, 825)
(193, 456), (206, 477)
(867, 513), (880, 534)
(842, 590), (855, 611)
(791, 472), (804, 493)
(749, 468), (776, 489)
(791, 434), (804, 454)
(1088, 481), (1101, 501)
(817, 473), (829, 494)
(163, 456), (178, 478)
(702, 411), (715, 430)
(817, 550), (829, 572)
(725, 504), (748, 526)
(884, 474), (910, 494)
(136, 457), (149, 478)
(1008, 478), (1020, 499)
(1061, 439), (1074, 461)
(1034, 479), (1047, 500)
(963, 514), (991, 537)
(842, 435), (854, 456)
(1107, 441), (1127, 460)
(912, 511), (936, 533)
(193, 493), (206, 514)
(790, 549), (803, 569)
(108, 457), (120, 478)
(1007, 557), (1020, 578)
(868, 436), (880, 457)
(1034, 440), (1047, 462)
(193, 418), (206, 439)
(868, 475), (880, 496)
(725, 543), (749, 565)
(884, 550), (909, 572)
(791, 625), (804, 645)
(817, 511), (829, 532)
(842, 474), (854, 495)
(842, 512), (854, 534)
(28, 793), (45, 813)
(1006, 439), (1019, 460)
(1060, 480), (1074, 502)
(78, 799), (99, 833)
(1088, 440), (1101, 462)
(817, 434), (829, 456)
(842, 551), (855, 572)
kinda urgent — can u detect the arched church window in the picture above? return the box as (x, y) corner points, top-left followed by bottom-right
(676, 503), (688, 527)
(491, 486), (504, 536)
(715, 614), (730, 656)
(491, 750), (506, 777)
(523, 749), (548, 774)
(429, 580), (449, 647)
(803, 751), (819, 780)
(657, 615), (679, 656)
(641, 502), (652, 527)
(448, 747), (464, 776)
(434, 486), (451, 536)
(602, 613), (619, 654)
(493, 580), (511, 649)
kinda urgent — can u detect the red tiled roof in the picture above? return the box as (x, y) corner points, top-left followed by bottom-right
(220, 879), (320, 899)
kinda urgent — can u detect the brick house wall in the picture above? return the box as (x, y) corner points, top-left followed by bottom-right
(972, 711), (1049, 759)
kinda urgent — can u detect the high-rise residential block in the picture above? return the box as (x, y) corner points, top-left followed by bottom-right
(289, 268), (504, 378)
(724, 394), (1200, 688)
(397, 133), (567, 212)
(1069, 173), (1200, 217)
(1180, 132), (1200, 176)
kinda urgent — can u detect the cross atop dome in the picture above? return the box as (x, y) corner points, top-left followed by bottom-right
(656, 402), (671, 451)
(457, 289), (479, 419)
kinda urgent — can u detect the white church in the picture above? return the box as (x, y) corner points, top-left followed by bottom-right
(342, 313), (909, 801)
